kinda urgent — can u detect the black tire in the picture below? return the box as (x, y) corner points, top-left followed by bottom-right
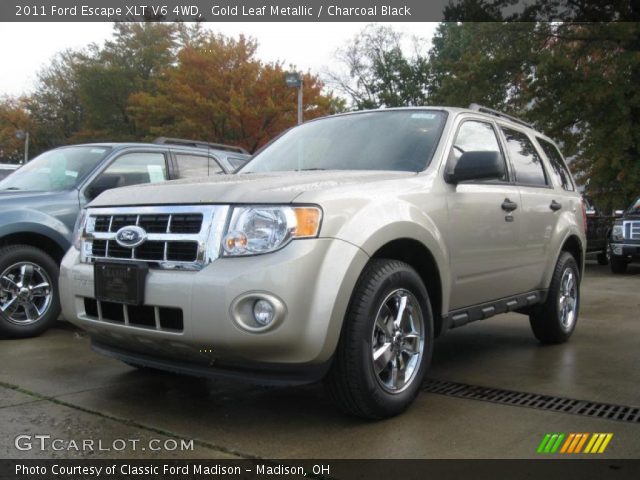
(0, 245), (60, 339)
(529, 252), (580, 344)
(597, 237), (610, 265)
(325, 259), (434, 419)
(610, 256), (628, 274)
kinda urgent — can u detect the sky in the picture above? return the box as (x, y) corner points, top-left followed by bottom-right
(0, 22), (438, 97)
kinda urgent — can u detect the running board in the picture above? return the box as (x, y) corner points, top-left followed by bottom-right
(445, 290), (547, 329)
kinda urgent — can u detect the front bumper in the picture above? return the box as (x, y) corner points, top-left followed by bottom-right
(59, 238), (369, 378)
(610, 242), (640, 260)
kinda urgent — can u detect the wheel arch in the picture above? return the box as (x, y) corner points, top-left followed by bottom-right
(558, 234), (585, 280)
(369, 238), (446, 337)
(0, 230), (68, 264)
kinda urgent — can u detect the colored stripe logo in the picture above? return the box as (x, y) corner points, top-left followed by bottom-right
(537, 433), (613, 454)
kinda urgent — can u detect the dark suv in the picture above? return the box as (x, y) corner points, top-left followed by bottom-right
(0, 139), (248, 338)
(609, 195), (640, 273)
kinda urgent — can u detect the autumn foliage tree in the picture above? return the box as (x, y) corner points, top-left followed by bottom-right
(129, 34), (337, 152)
(0, 23), (340, 158)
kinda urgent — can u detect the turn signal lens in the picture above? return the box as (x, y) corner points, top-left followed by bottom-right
(293, 207), (322, 238)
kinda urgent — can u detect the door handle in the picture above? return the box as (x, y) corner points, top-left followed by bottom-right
(550, 200), (562, 212)
(501, 198), (518, 212)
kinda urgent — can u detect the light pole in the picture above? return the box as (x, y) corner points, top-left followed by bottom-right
(285, 72), (303, 125)
(15, 130), (29, 164)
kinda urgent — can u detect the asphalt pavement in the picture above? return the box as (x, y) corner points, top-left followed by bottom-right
(1, 260), (638, 459)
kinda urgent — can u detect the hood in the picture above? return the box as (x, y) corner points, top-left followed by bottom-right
(90, 170), (413, 207)
(0, 190), (73, 209)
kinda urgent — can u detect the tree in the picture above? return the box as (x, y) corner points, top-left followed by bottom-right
(0, 96), (31, 162)
(129, 33), (340, 152)
(427, 22), (640, 210)
(26, 50), (85, 152)
(72, 22), (188, 141)
(329, 24), (430, 109)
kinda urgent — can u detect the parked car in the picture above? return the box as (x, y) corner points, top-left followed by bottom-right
(609, 195), (640, 273)
(0, 139), (248, 338)
(583, 197), (614, 265)
(0, 163), (19, 180)
(61, 105), (586, 419)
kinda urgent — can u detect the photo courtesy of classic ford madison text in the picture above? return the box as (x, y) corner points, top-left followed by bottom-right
(0, 0), (639, 477)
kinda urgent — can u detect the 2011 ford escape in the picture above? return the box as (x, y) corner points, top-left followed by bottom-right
(60, 105), (586, 419)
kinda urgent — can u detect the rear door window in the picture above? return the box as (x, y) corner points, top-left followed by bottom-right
(175, 154), (223, 179)
(501, 128), (548, 187)
(537, 138), (574, 191)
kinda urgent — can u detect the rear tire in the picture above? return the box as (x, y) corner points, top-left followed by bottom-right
(597, 237), (610, 265)
(596, 251), (608, 265)
(325, 259), (434, 419)
(529, 252), (579, 344)
(610, 256), (628, 274)
(0, 245), (60, 339)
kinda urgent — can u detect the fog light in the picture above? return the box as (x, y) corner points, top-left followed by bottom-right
(253, 299), (275, 326)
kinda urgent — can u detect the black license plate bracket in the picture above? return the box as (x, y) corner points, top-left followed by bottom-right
(94, 261), (148, 306)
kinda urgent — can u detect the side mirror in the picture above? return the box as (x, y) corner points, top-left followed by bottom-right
(585, 208), (596, 216)
(86, 175), (121, 199)
(614, 210), (624, 218)
(446, 151), (505, 184)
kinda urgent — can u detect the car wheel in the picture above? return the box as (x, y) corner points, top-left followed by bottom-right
(529, 252), (579, 344)
(610, 256), (628, 274)
(325, 259), (434, 419)
(0, 245), (60, 339)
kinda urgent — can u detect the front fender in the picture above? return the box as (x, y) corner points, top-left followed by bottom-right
(0, 209), (72, 251)
(326, 198), (451, 315)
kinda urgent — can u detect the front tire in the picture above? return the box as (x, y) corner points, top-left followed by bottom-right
(0, 245), (60, 339)
(610, 256), (628, 274)
(529, 252), (580, 344)
(325, 259), (434, 419)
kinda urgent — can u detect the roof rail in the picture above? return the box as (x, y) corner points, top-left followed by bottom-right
(152, 137), (249, 154)
(468, 104), (534, 129)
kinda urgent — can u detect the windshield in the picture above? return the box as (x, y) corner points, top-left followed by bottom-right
(0, 146), (111, 192)
(627, 197), (640, 215)
(241, 110), (447, 173)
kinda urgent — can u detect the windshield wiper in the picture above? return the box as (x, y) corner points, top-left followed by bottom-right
(1, 187), (21, 191)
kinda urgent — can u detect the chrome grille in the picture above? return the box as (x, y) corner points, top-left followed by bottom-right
(628, 221), (640, 240)
(81, 205), (229, 270)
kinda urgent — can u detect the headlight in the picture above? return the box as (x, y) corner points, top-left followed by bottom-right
(222, 206), (322, 256)
(611, 223), (624, 241)
(72, 209), (88, 250)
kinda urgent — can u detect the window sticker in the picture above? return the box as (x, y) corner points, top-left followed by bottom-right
(147, 164), (165, 183)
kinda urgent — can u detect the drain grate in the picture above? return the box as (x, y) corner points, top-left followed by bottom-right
(423, 378), (640, 424)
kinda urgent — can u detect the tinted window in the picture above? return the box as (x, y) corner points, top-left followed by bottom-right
(242, 110), (447, 173)
(537, 138), (574, 191)
(97, 152), (167, 189)
(501, 128), (547, 186)
(175, 154), (222, 179)
(447, 120), (507, 181)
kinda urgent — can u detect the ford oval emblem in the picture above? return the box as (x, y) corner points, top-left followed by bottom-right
(115, 226), (147, 248)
